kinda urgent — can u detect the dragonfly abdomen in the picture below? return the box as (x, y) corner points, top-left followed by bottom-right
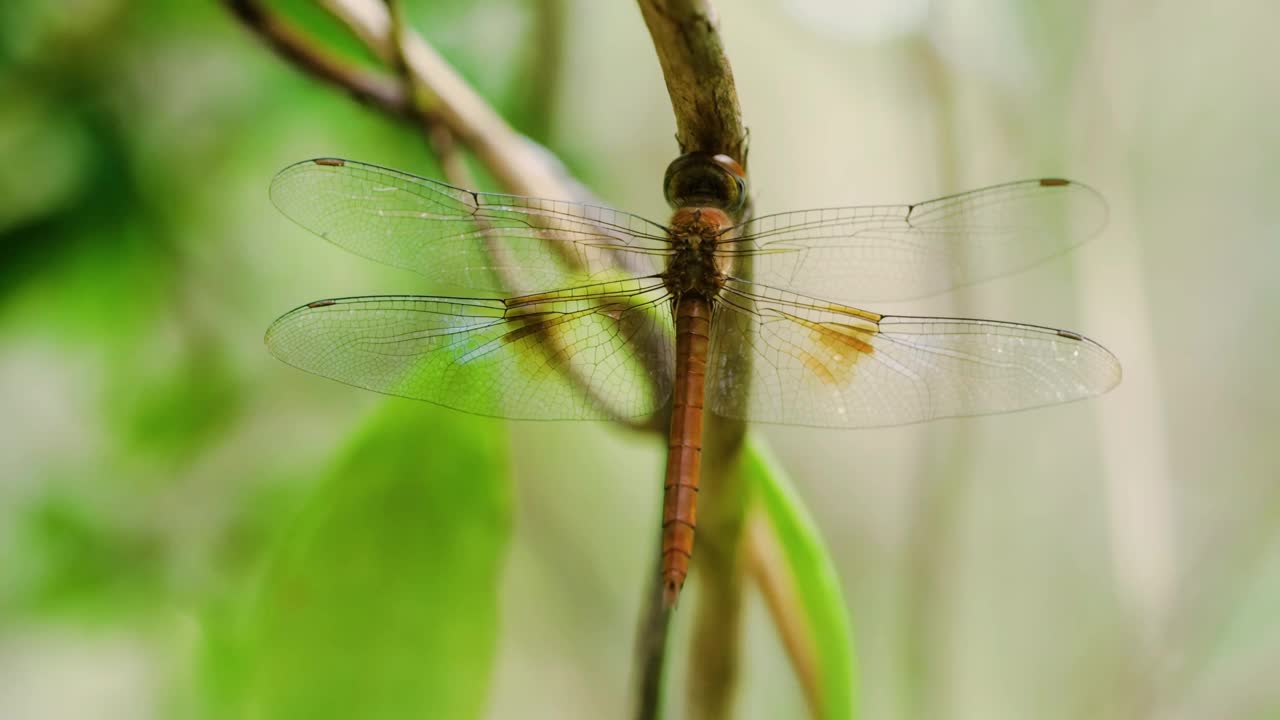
(662, 295), (712, 607)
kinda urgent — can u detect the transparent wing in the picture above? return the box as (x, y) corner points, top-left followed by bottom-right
(270, 158), (673, 295)
(725, 178), (1107, 303)
(707, 279), (1121, 428)
(266, 278), (675, 420)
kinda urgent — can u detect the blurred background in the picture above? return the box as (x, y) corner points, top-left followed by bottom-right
(1, 0), (1277, 719)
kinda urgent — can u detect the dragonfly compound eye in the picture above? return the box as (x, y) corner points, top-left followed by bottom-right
(663, 153), (748, 213)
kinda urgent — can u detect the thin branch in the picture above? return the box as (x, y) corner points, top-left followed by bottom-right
(317, 0), (394, 63)
(384, 0), (471, 193)
(635, 2), (754, 718)
(633, 532), (674, 720)
(380, 0), (450, 145)
(684, 419), (749, 720)
(322, 1), (671, 422)
(318, 0), (572, 198)
(232, 0), (662, 432)
(635, 0), (747, 162)
(223, 0), (409, 115)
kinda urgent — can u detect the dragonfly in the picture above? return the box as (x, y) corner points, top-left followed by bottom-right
(265, 155), (1122, 606)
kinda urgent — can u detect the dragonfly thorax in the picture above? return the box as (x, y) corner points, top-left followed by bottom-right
(664, 206), (731, 298)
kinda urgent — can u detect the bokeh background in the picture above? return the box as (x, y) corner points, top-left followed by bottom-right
(2, 0), (1277, 719)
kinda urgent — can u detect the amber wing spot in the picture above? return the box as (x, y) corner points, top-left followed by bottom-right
(313, 158), (346, 167)
(1056, 328), (1085, 341)
(815, 324), (875, 386)
(306, 299), (338, 308)
(774, 311), (879, 386)
(1039, 178), (1070, 187)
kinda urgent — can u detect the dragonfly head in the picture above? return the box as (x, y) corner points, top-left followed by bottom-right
(663, 152), (748, 215)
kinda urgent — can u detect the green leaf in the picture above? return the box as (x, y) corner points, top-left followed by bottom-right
(243, 400), (510, 720)
(7, 489), (166, 620)
(744, 435), (857, 720)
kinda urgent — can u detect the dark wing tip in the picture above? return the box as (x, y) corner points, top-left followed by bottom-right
(1035, 177), (1109, 240)
(269, 159), (358, 220)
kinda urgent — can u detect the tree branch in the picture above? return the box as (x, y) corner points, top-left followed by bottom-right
(635, 2), (754, 719)
(635, 0), (747, 162)
(224, 0), (409, 115)
(318, 0), (574, 199)
(683, 417), (749, 720)
(231, 0), (665, 432)
(633, 538), (675, 720)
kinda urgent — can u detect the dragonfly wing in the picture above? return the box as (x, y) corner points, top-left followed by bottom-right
(266, 278), (675, 420)
(727, 178), (1106, 303)
(271, 158), (672, 295)
(706, 279), (1120, 428)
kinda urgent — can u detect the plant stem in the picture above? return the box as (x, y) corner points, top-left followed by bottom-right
(635, 0), (748, 161)
(633, 532), (674, 720)
(633, 3), (753, 716)
(687, 417), (748, 720)
(223, 0), (408, 114)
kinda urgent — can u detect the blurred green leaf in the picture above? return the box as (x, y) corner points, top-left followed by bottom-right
(116, 342), (243, 466)
(745, 435), (857, 720)
(6, 490), (166, 620)
(241, 401), (510, 720)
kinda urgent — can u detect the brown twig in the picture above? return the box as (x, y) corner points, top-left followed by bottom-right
(683, 417), (749, 720)
(633, 536), (675, 720)
(634, 2), (756, 718)
(317, 0), (571, 199)
(317, 0), (394, 63)
(635, 0), (748, 162)
(378, 0), (461, 177)
(385, 3), (664, 434)
(223, 0), (409, 115)
(328, 1), (671, 416)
